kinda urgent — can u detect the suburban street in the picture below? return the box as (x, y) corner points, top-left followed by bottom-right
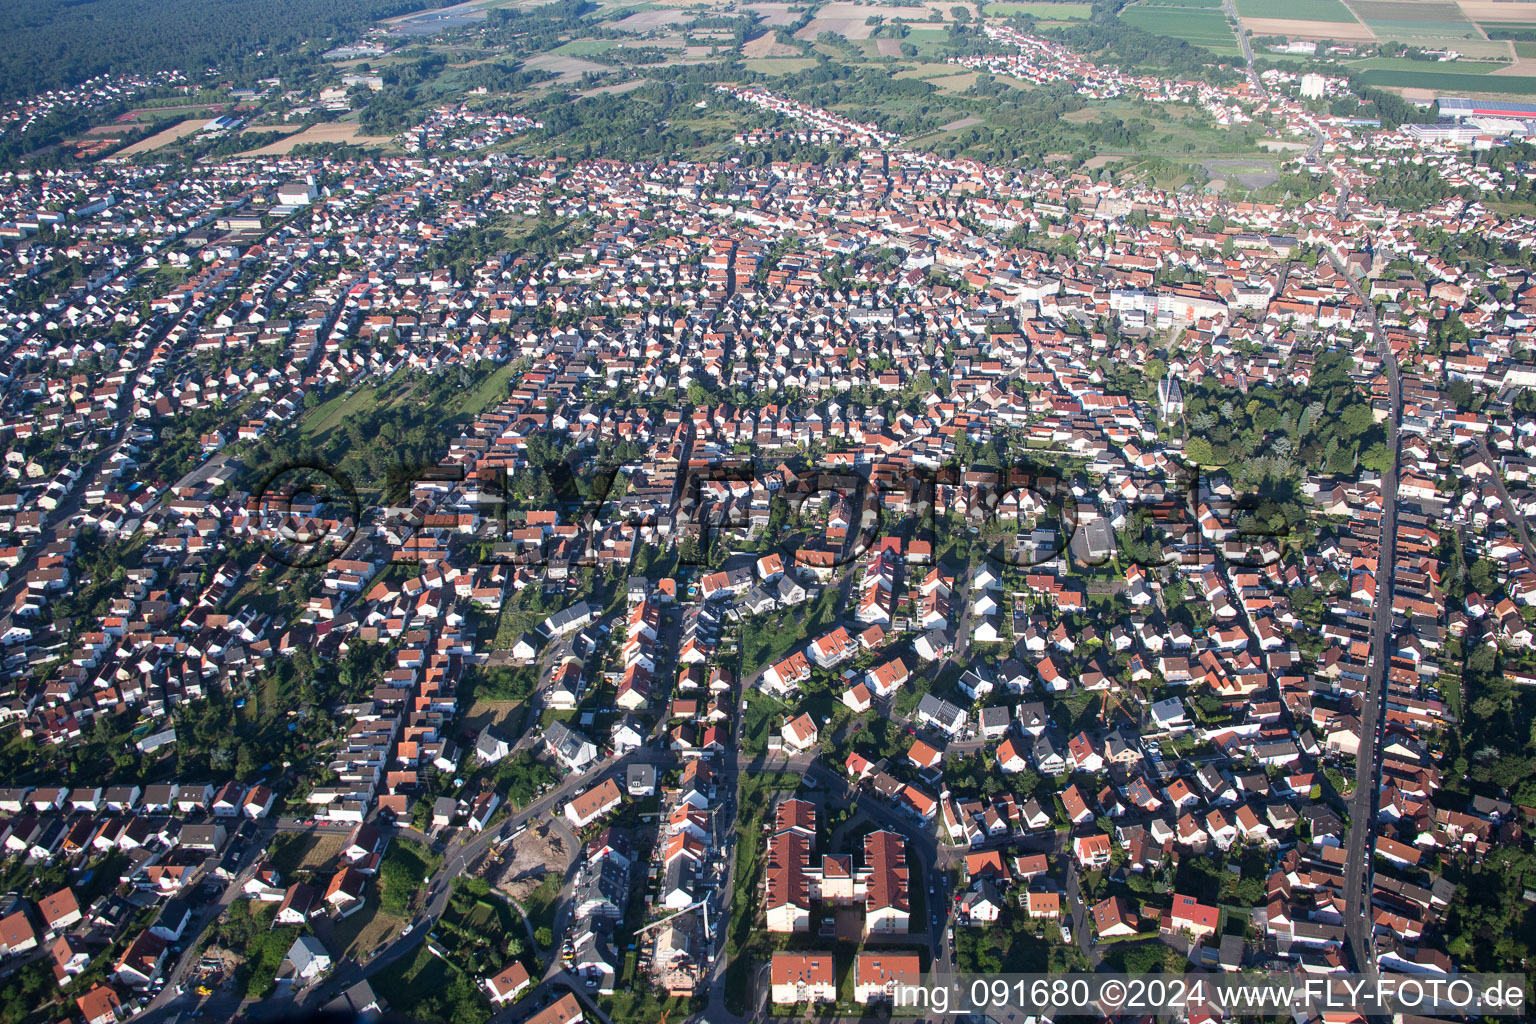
(1327, 247), (1401, 984)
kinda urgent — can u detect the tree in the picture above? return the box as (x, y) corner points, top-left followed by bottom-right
(1184, 436), (1217, 466)
(1360, 442), (1393, 474)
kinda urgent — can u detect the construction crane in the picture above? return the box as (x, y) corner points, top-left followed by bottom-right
(631, 896), (712, 938)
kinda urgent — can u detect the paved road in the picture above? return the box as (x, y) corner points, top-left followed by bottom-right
(1065, 862), (1102, 968)
(1475, 437), (1536, 561)
(1224, 0), (1266, 100)
(1327, 248), (1401, 987)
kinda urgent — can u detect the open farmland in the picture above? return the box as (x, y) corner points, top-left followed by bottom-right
(981, 2), (1093, 17)
(1350, 0), (1480, 39)
(1239, 16), (1377, 39)
(743, 57), (818, 73)
(521, 51), (614, 82)
(612, 9), (693, 30)
(1355, 68), (1536, 91)
(115, 118), (206, 155)
(1238, 0), (1358, 21)
(238, 122), (396, 155)
(794, 2), (884, 40)
(1121, 4), (1243, 55)
(1341, 55), (1501, 73)
(741, 32), (803, 57)
(742, 2), (799, 26)
(1460, 0), (1536, 24)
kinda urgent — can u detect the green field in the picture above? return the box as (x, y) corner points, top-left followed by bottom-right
(298, 381), (395, 442)
(1364, 20), (1481, 39)
(552, 38), (618, 55)
(1121, 6), (1242, 55)
(1356, 68), (1536, 93)
(982, 1), (1093, 16)
(1236, 0), (1356, 21)
(1344, 56), (1502, 74)
(1138, 0), (1220, 6)
(1350, 0), (1477, 39)
(743, 57), (817, 74)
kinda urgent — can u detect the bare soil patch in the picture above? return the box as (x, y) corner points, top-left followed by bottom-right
(239, 122), (395, 155)
(1242, 16), (1376, 39)
(116, 119), (205, 156)
(523, 52), (612, 82)
(1459, 0), (1536, 21)
(615, 8), (692, 29)
(744, 2), (799, 26)
(743, 33), (803, 57)
(493, 820), (573, 904)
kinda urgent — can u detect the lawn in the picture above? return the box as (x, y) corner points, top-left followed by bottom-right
(518, 872), (563, 946)
(1236, 0), (1356, 21)
(442, 362), (518, 422)
(741, 689), (784, 757)
(268, 832), (346, 877)
(371, 943), (489, 1024)
(738, 585), (840, 676)
(1119, 6), (1241, 56)
(327, 893), (407, 960)
(723, 771), (803, 1015)
(296, 381), (394, 442)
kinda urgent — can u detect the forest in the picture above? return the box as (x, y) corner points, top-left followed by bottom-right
(0, 0), (434, 101)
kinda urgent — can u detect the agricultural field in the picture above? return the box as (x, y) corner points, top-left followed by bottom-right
(611, 8), (693, 30)
(116, 118), (206, 155)
(1121, 4), (1243, 56)
(1342, 56), (1502, 73)
(741, 32), (802, 57)
(743, 57), (818, 73)
(551, 38), (618, 55)
(981, 1), (1093, 17)
(742, 1), (800, 26)
(1351, 0), (1481, 40)
(1355, 68), (1536, 91)
(239, 121), (395, 155)
(794, 2), (883, 41)
(1238, 0), (1358, 22)
(521, 52), (614, 82)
